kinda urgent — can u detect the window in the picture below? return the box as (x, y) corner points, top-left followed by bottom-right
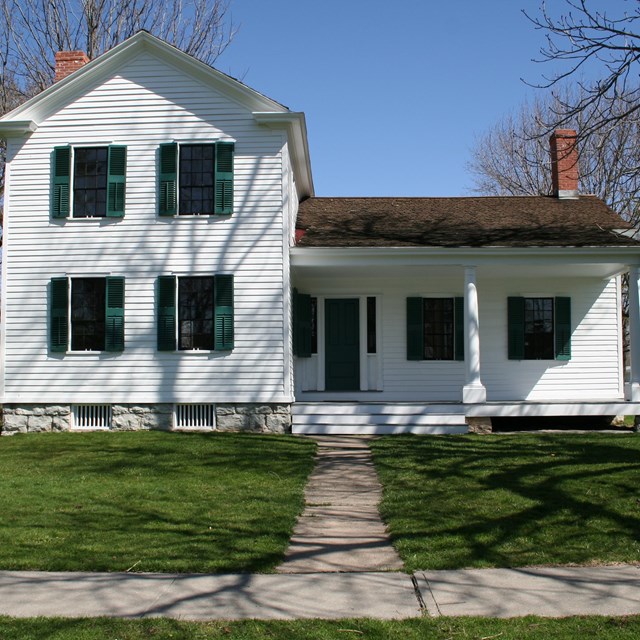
(367, 296), (377, 354)
(72, 278), (106, 350)
(179, 277), (215, 350)
(508, 297), (571, 360)
(51, 145), (127, 218)
(407, 297), (464, 361)
(157, 275), (234, 351)
(158, 141), (234, 216)
(50, 277), (125, 352)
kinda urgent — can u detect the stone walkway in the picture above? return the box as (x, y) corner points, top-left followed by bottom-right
(277, 436), (404, 573)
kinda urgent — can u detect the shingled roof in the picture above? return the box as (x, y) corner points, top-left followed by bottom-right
(295, 196), (640, 248)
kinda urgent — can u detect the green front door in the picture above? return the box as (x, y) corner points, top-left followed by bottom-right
(325, 298), (360, 391)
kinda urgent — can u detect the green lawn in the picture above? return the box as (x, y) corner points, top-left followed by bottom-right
(370, 433), (640, 571)
(0, 431), (316, 573)
(1, 615), (640, 639)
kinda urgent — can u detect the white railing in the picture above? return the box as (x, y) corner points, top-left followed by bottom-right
(72, 404), (112, 430)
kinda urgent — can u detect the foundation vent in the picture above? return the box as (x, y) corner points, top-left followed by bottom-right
(72, 404), (112, 429)
(175, 404), (216, 429)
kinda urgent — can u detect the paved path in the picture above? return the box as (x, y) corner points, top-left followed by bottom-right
(1, 565), (639, 620)
(277, 436), (404, 573)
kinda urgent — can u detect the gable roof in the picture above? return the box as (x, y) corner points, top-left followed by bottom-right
(0, 30), (314, 197)
(296, 196), (640, 248)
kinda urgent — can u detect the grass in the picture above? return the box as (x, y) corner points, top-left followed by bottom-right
(0, 431), (316, 573)
(370, 433), (640, 571)
(1, 615), (640, 639)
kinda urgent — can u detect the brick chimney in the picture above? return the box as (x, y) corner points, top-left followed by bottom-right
(54, 51), (89, 83)
(550, 129), (578, 199)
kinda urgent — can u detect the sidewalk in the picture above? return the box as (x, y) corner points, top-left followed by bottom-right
(0, 565), (639, 619)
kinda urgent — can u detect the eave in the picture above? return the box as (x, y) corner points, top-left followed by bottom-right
(291, 245), (640, 279)
(254, 112), (314, 200)
(0, 120), (38, 135)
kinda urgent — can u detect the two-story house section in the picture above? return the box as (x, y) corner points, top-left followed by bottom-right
(0, 31), (312, 433)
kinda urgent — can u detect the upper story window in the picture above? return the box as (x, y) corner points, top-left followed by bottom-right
(51, 145), (127, 219)
(158, 141), (234, 216)
(74, 147), (108, 217)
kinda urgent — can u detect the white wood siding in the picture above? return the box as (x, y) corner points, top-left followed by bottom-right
(3, 52), (292, 403)
(294, 273), (623, 402)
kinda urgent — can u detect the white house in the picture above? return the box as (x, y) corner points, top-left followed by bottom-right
(1, 31), (640, 435)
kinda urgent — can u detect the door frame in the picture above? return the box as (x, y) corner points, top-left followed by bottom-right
(311, 294), (382, 392)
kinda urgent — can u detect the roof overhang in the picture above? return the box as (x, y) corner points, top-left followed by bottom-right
(291, 246), (640, 279)
(253, 111), (314, 200)
(0, 120), (38, 135)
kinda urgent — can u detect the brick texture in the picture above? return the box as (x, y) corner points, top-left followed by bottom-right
(54, 51), (89, 82)
(550, 129), (578, 196)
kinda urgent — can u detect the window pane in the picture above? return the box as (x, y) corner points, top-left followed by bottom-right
(423, 298), (454, 360)
(311, 297), (318, 354)
(179, 144), (215, 215)
(178, 277), (214, 350)
(367, 296), (376, 354)
(524, 297), (554, 359)
(73, 147), (107, 217)
(71, 278), (106, 351)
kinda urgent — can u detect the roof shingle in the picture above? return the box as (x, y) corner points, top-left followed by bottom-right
(295, 196), (640, 248)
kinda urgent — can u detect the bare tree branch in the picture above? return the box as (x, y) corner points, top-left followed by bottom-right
(468, 88), (640, 225)
(524, 1), (640, 138)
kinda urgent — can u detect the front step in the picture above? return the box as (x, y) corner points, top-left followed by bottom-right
(292, 402), (468, 435)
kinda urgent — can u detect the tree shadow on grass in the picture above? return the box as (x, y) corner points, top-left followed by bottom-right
(371, 434), (640, 570)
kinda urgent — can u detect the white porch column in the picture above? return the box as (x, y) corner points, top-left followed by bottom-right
(628, 266), (640, 401)
(463, 266), (487, 403)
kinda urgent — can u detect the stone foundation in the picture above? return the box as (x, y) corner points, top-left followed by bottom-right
(2, 404), (71, 434)
(112, 404), (173, 431)
(1, 403), (292, 435)
(215, 403), (292, 434)
(466, 416), (493, 434)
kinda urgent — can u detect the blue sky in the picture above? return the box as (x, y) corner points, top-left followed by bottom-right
(215, 1), (567, 197)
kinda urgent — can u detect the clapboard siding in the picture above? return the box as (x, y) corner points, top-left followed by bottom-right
(3, 52), (293, 403)
(294, 274), (623, 402)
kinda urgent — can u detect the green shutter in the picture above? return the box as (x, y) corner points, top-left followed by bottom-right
(50, 277), (69, 352)
(215, 141), (234, 215)
(159, 143), (177, 216)
(107, 145), (126, 217)
(555, 297), (572, 361)
(508, 297), (525, 360)
(293, 289), (312, 357)
(454, 296), (465, 361)
(407, 297), (424, 360)
(105, 277), (125, 351)
(51, 146), (70, 218)
(215, 274), (234, 350)
(157, 276), (176, 350)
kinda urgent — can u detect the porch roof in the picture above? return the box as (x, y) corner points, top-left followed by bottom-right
(295, 195), (640, 248)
